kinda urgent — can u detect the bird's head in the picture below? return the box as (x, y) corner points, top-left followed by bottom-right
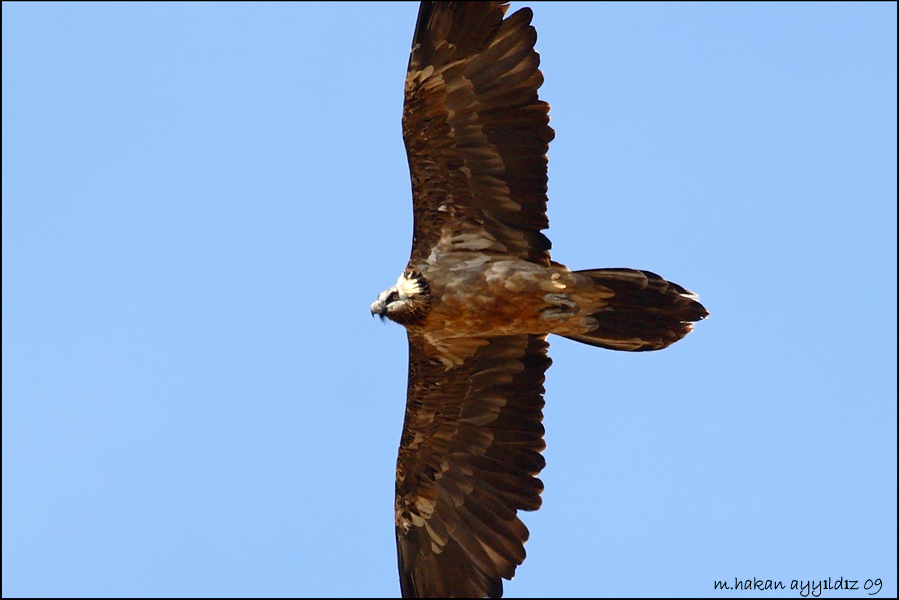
(371, 271), (431, 326)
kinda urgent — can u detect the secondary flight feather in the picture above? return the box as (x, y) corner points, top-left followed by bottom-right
(370, 2), (708, 597)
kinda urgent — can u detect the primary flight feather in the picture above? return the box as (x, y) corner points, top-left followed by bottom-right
(370, 2), (708, 597)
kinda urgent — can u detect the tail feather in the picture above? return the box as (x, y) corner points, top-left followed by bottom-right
(564, 268), (708, 352)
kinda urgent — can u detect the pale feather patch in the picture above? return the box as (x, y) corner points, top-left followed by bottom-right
(423, 334), (488, 369)
(425, 520), (447, 554)
(396, 273), (423, 297)
(427, 229), (506, 264)
(543, 293), (576, 308)
(410, 64), (434, 82)
(482, 261), (544, 293)
(448, 232), (499, 251)
(414, 495), (437, 520)
(592, 284), (616, 299)
(540, 278), (567, 291)
(450, 255), (491, 271)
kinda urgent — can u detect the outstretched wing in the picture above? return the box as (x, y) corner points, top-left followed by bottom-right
(395, 333), (551, 598)
(403, 1), (555, 267)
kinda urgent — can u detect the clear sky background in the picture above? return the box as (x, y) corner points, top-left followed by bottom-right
(3, 2), (896, 598)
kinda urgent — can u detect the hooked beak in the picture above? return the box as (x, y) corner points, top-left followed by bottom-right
(371, 300), (386, 320)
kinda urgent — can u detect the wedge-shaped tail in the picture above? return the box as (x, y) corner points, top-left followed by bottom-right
(563, 268), (708, 352)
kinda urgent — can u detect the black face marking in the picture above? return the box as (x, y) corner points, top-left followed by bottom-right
(387, 290), (400, 303)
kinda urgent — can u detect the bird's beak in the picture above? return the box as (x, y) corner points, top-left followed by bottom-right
(371, 300), (385, 319)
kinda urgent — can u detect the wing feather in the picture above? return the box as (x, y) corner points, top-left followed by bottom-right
(396, 333), (551, 598)
(403, 1), (554, 267)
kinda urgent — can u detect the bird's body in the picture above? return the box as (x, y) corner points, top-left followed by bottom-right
(375, 261), (705, 357)
(386, 260), (568, 334)
(371, 2), (708, 597)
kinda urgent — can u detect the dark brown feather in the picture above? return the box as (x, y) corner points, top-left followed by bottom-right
(564, 268), (709, 351)
(396, 333), (551, 598)
(403, 1), (554, 267)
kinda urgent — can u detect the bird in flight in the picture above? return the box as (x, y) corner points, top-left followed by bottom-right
(371, 2), (708, 597)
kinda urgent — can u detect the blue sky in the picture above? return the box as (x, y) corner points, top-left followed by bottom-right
(3, 2), (896, 598)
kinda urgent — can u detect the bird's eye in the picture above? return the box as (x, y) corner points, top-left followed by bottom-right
(387, 291), (399, 303)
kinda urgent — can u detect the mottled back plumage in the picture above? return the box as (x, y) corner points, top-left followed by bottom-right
(371, 2), (708, 597)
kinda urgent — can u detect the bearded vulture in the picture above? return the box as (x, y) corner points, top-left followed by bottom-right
(370, 2), (708, 597)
